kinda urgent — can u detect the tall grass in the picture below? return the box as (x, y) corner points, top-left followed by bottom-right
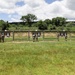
(0, 41), (75, 75)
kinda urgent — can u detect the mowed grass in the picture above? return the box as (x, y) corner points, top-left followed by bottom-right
(0, 41), (75, 75)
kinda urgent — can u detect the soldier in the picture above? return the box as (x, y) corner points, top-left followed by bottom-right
(1, 32), (5, 42)
(32, 32), (36, 42)
(64, 32), (67, 41)
(0, 32), (5, 42)
(57, 31), (67, 41)
(36, 32), (38, 41)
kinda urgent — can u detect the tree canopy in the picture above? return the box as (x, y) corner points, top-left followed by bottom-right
(0, 15), (70, 31)
(20, 14), (37, 27)
(52, 17), (66, 26)
(37, 20), (48, 30)
(0, 20), (9, 30)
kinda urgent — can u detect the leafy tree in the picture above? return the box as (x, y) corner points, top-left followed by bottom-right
(20, 14), (37, 27)
(65, 22), (74, 31)
(44, 19), (52, 26)
(50, 25), (56, 30)
(52, 17), (66, 26)
(52, 18), (56, 25)
(37, 20), (48, 30)
(0, 20), (9, 30)
(66, 22), (73, 27)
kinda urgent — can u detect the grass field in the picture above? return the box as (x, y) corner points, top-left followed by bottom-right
(0, 41), (75, 75)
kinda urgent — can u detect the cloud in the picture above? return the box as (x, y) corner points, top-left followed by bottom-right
(16, 0), (63, 20)
(64, 0), (75, 10)
(0, 0), (75, 21)
(0, 0), (23, 14)
(24, 0), (46, 8)
(8, 13), (21, 22)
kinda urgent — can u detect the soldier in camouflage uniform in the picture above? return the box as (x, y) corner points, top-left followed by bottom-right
(35, 32), (38, 41)
(0, 32), (5, 42)
(32, 32), (36, 42)
(57, 31), (67, 41)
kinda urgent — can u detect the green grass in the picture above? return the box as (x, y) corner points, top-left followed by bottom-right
(0, 41), (75, 75)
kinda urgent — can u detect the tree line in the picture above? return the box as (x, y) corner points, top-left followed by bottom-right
(20, 14), (67, 30)
(0, 13), (74, 31)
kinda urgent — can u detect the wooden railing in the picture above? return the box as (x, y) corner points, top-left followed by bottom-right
(0, 30), (75, 41)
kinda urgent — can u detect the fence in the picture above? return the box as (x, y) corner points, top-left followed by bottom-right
(0, 30), (75, 42)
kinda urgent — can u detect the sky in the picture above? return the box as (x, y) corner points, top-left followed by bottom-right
(0, 0), (75, 22)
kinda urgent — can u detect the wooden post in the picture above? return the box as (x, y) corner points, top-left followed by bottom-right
(69, 31), (71, 41)
(43, 31), (44, 40)
(28, 31), (30, 41)
(13, 31), (14, 41)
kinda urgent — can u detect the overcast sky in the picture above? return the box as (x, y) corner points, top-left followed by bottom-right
(0, 0), (75, 22)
